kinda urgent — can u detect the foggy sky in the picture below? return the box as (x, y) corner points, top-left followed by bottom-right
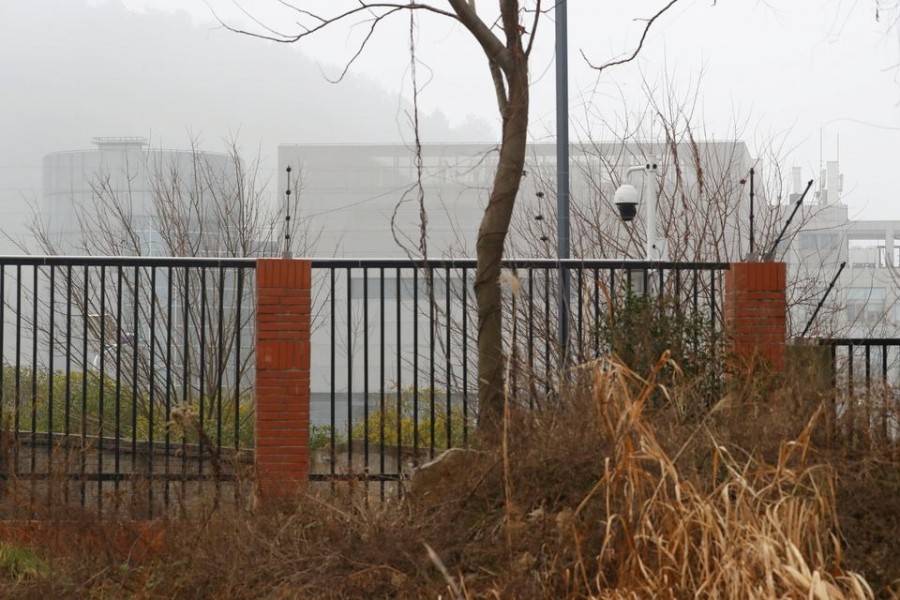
(2, 0), (900, 253)
(193, 0), (900, 218)
(0, 0), (491, 250)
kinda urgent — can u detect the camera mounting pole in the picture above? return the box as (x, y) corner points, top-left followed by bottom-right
(614, 161), (664, 261)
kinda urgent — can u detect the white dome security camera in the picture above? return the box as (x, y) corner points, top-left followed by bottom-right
(614, 183), (640, 222)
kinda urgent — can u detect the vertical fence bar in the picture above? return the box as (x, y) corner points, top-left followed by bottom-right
(593, 267), (600, 359)
(882, 344), (889, 442)
(429, 267), (436, 458)
(148, 266), (157, 516)
(198, 268), (207, 480)
(130, 266), (139, 515)
(64, 265), (72, 504)
(395, 269), (402, 495)
(674, 269), (682, 313)
(865, 344), (871, 395)
(346, 267), (353, 475)
(198, 268), (207, 481)
(445, 266), (452, 450)
(657, 266), (664, 301)
(233, 268), (244, 453)
(609, 268), (616, 316)
(461, 266), (468, 444)
(511, 290), (517, 401)
(543, 268), (550, 394)
(232, 268), (244, 504)
(378, 267), (385, 500)
(527, 268), (534, 408)
(31, 266), (38, 502)
(14, 265), (21, 476)
(98, 265), (106, 514)
(114, 266), (123, 498)
(865, 344), (872, 443)
(80, 266), (88, 508)
(181, 268), (190, 502)
(576, 266), (583, 363)
(363, 268), (370, 491)
(165, 266), (173, 508)
(830, 343), (838, 442)
(48, 265), (56, 506)
(709, 268), (717, 337)
(848, 343), (855, 444)
(216, 267), (225, 457)
(413, 268), (419, 461)
(329, 268), (336, 482)
(692, 269), (699, 321)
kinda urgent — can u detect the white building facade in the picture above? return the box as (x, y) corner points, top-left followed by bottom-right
(279, 140), (758, 262)
(41, 137), (253, 257)
(279, 140), (758, 430)
(29, 138), (265, 396)
(784, 160), (900, 339)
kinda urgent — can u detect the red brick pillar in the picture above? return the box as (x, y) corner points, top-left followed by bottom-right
(255, 259), (311, 498)
(725, 262), (787, 372)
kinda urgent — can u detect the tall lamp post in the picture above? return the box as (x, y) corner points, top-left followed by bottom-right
(614, 161), (666, 261)
(556, 0), (571, 359)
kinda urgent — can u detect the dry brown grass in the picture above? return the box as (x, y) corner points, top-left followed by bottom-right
(0, 356), (894, 599)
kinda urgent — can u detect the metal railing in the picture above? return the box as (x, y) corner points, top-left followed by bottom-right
(309, 258), (729, 496)
(0, 254), (732, 508)
(0, 256), (257, 517)
(820, 338), (900, 446)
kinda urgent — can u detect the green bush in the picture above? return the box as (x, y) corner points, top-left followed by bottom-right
(309, 424), (336, 452)
(0, 365), (255, 449)
(596, 290), (722, 416)
(350, 394), (470, 449)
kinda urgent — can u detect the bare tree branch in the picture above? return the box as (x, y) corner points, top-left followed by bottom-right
(447, 0), (513, 72)
(488, 59), (509, 113)
(217, 3), (458, 43)
(323, 7), (403, 84)
(524, 0), (542, 57)
(582, 0), (684, 74)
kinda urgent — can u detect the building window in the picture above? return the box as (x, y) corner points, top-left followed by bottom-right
(846, 287), (886, 325)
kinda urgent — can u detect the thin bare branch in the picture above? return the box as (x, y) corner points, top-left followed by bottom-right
(582, 0), (684, 74)
(219, 3), (457, 43)
(324, 7), (403, 84)
(524, 0), (542, 57)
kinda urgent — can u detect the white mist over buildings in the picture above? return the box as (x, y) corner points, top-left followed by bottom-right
(41, 137), (237, 255)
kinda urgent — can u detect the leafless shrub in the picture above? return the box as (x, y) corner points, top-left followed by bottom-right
(2, 358), (889, 598)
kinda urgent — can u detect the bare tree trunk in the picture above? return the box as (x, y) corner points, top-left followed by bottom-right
(223, 0), (685, 442)
(475, 48), (529, 435)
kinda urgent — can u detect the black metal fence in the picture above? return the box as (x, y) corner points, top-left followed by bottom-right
(0, 254), (732, 509)
(0, 256), (257, 517)
(309, 258), (729, 495)
(820, 338), (900, 446)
